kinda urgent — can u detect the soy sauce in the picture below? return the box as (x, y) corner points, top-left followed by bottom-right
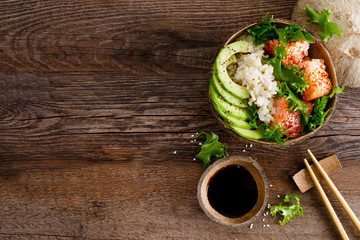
(207, 165), (258, 218)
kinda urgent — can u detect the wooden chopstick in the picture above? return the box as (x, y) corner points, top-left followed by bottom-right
(307, 149), (360, 232)
(304, 158), (349, 240)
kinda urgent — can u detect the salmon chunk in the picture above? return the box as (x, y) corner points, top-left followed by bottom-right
(300, 59), (332, 101)
(271, 96), (313, 138)
(283, 41), (309, 67)
(264, 40), (309, 67)
(263, 39), (280, 57)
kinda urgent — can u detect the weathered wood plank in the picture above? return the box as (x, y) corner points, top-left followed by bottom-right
(0, 159), (359, 239)
(1, 0), (360, 239)
(0, 0), (295, 74)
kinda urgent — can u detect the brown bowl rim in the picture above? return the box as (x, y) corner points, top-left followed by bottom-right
(209, 18), (338, 147)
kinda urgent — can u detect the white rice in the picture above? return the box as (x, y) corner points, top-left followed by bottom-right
(228, 34), (278, 124)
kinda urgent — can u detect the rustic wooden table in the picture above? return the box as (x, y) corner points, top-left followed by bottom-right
(1, 1), (359, 239)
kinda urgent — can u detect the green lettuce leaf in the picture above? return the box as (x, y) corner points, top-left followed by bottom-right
(271, 194), (304, 226)
(247, 13), (278, 46)
(263, 45), (287, 80)
(281, 63), (310, 95)
(306, 85), (344, 132)
(276, 23), (315, 47)
(277, 82), (309, 125)
(195, 131), (229, 170)
(247, 105), (288, 147)
(304, 6), (341, 43)
(262, 122), (289, 147)
(263, 46), (310, 95)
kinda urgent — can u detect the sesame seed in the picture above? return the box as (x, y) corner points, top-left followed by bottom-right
(199, 143), (202, 145)
(277, 195), (280, 198)
(267, 204), (271, 209)
(194, 139), (197, 142)
(242, 149), (246, 152)
(265, 212), (268, 215)
(191, 134), (194, 137)
(174, 151), (177, 154)
(262, 218), (265, 221)
(245, 144), (248, 147)
(269, 184), (273, 187)
(266, 224), (270, 227)
(263, 213), (266, 216)
(193, 158), (196, 161)
(190, 140), (193, 143)
(263, 225), (266, 227)
(249, 223), (253, 229)
(250, 144), (253, 147)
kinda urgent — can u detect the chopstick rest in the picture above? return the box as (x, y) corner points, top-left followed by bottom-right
(307, 149), (360, 233)
(304, 158), (349, 240)
(293, 154), (342, 193)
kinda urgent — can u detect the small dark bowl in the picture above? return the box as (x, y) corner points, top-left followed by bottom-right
(197, 156), (268, 227)
(209, 19), (338, 147)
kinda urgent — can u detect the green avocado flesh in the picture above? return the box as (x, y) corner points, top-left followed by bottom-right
(226, 123), (264, 140)
(210, 40), (264, 141)
(211, 96), (252, 129)
(210, 84), (249, 121)
(215, 41), (249, 99)
(211, 74), (248, 108)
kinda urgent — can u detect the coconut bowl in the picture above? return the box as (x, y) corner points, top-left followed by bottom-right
(197, 156), (268, 227)
(209, 19), (338, 147)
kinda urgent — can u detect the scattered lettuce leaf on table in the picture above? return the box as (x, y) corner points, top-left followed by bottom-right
(271, 194), (304, 226)
(304, 6), (342, 43)
(195, 131), (228, 170)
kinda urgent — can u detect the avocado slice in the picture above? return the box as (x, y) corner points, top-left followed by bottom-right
(210, 84), (249, 121)
(211, 96), (252, 129)
(211, 74), (248, 108)
(226, 123), (264, 140)
(215, 41), (249, 99)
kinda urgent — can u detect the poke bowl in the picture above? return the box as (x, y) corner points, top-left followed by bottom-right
(209, 17), (339, 147)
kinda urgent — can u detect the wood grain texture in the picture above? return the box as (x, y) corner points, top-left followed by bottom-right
(1, 0), (360, 239)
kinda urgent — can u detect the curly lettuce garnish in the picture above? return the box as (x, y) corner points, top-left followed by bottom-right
(195, 131), (229, 170)
(306, 85), (344, 132)
(276, 23), (315, 47)
(263, 46), (310, 95)
(271, 194), (304, 226)
(277, 82), (310, 125)
(248, 13), (315, 47)
(304, 6), (342, 43)
(247, 105), (289, 147)
(247, 13), (278, 46)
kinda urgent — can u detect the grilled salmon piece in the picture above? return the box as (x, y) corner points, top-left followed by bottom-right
(271, 96), (313, 138)
(263, 39), (280, 57)
(283, 41), (309, 67)
(305, 101), (314, 115)
(300, 59), (332, 101)
(264, 40), (309, 67)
